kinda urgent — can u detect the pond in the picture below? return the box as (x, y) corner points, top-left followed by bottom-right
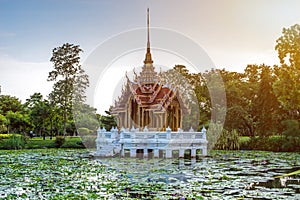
(0, 149), (299, 199)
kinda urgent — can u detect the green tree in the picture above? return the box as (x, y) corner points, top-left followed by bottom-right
(48, 43), (89, 136)
(25, 93), (51, 139)
(0, 114), (8, 133)
(274, 24), (300, 118)
(98, 110), (117, 131)
(74, 103), (99, 132)
(218, 69), (253, 135)
(5, 111), (30, 133)
(0, 95), (23, 115)
(0, 95), (29, 133)
(255, 65), (280, 137)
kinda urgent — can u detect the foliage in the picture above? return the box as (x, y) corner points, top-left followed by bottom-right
(274, 24), (300, 118)
(0, 134), (27, 149)
(0, 114), (8, 133)
(0, 133), (21, 140)
(22, 137), (84, 149)
(74, 103), (99, 132)
(61, 137), (85, 148)
(5, 111), (31, 133)
(98, 110), (117, 131)
(206, 123), (223, 150)
(281, 120), (300, 151)
(48, 43), (89, 136)
(77, 127), (91, 135)
(244, 136), (282, 152)
(0, 95), (23, 115)
(0, 95), (29, 133)
(255, 65), (280, 137)
(215, 129), (240, 150)
(240, 134), (300, 152)
(160, 65), (202, 130)
(81, 135), (96, 149)
(25, 93), (52, 139)
(54, 136), (66, 148)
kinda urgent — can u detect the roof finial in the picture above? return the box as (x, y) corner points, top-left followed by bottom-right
(144, 8), (153, 64)
(147, 8), (150, 50)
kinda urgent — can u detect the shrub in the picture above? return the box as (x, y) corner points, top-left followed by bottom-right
(55, 136), (66, 148)
(0, 133), (21, 140)
(81, 135), (97, 149)
(244, 135), (300, 152)
(77, 127), (91, 136)
(0, 134), (11, 140)
(215, 129), (240, 150)
(61, 137), (85, 148)
(0, 134), (27, 150)
(281, 120), (300, 152)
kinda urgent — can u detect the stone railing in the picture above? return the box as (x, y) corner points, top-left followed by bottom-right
(95, 126), (208, 158)
(96, 126), (207, 142)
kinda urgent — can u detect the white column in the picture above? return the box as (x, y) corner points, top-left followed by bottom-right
(191, 148), (196, 158)
(166, 149), (172, 158)
(121, 148), (125, 157)
(130, 148), (136, 158)
(179, 149), (184, 158)
(144, 149), (148, 158)
(202, 147), (207, 156)
(154, 148), (159, 158)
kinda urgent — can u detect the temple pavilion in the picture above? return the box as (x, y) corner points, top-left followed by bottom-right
(111, 9), (188, 131)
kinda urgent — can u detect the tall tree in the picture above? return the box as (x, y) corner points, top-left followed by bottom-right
(48, 43), (89, 136)
(255, 65), (280, 137)
(274, 24), (300, 119)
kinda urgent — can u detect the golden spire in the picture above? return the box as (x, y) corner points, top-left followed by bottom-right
(144, 8), (153, 64)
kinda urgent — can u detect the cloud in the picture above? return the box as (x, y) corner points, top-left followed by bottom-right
(0, 55), (53, 102)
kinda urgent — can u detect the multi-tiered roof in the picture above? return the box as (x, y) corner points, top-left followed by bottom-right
(111, 9), (187, 125)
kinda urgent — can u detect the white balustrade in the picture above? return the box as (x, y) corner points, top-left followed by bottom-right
(95, 126), (208, 158)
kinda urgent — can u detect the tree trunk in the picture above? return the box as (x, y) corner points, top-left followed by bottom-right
(63, 109), (67, 137)
(50, 118), (53, 140)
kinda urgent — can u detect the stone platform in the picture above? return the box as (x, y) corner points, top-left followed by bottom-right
(95, 126), (208, 158)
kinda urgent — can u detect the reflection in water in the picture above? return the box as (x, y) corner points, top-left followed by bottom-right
(95, 152), (300, 198)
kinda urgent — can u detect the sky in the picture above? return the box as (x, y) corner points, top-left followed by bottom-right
(1, 0), (300, 114)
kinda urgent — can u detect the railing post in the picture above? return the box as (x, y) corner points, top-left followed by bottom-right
(101, 127), (106, 137)
(130, 126), (136, 141)
(110, 126), (115, 139)
(166, 126), (171, 140)
(201, 126), (207, 140)
(120, 127), (124, 140)
(154, 148), (159, 158)
(202, 147), (207, 156)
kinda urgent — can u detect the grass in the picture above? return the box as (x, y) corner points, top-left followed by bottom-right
(0, 136), (85, 149)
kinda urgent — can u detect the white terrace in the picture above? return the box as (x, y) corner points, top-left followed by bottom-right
(94, 126), (208, 158)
